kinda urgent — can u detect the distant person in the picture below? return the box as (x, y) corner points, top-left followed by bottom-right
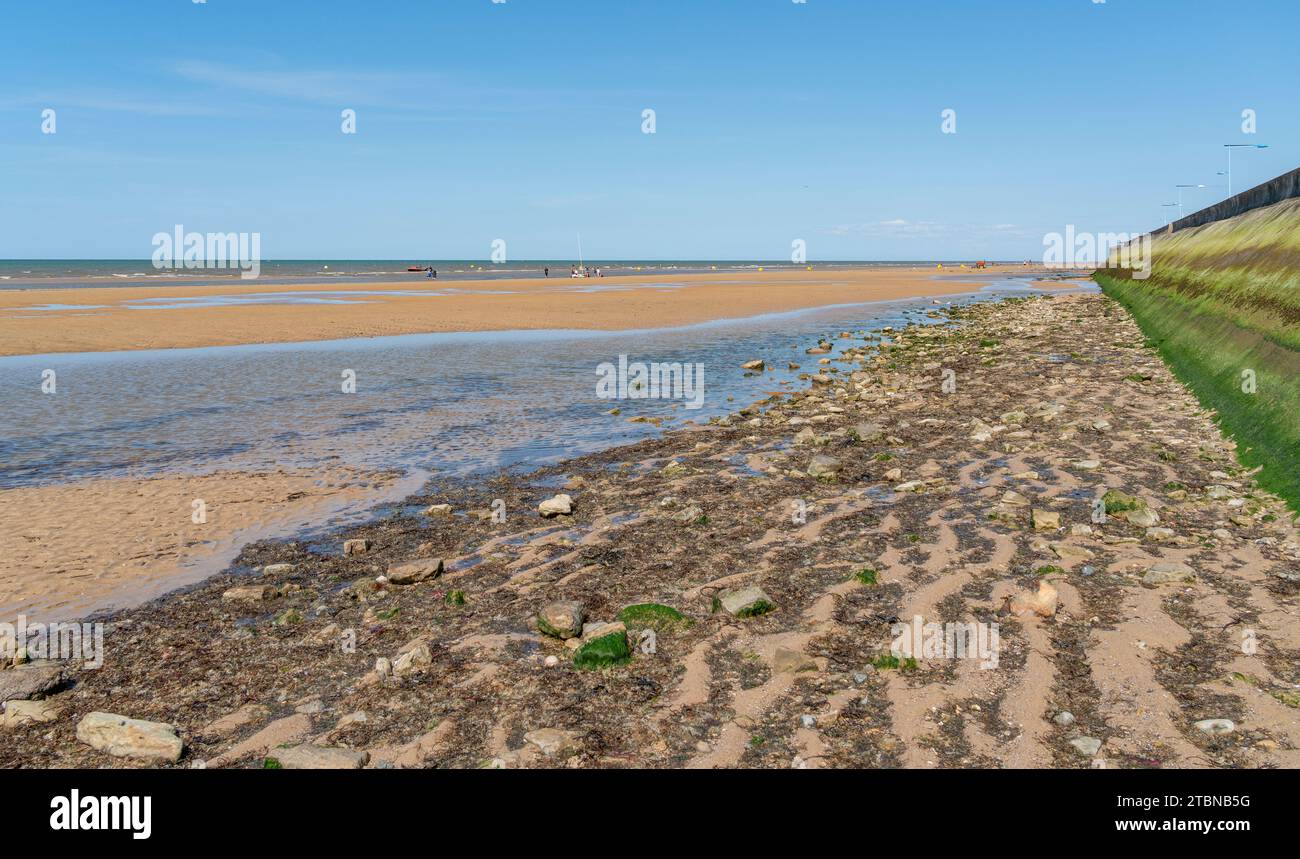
(426, 266), (433, 279)
(544, 267), (549, 277)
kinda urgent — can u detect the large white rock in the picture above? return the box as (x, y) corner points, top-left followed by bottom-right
(538, 494), (574, 518)
(1, 699), (61, 728)
(76, 712), (183, 763)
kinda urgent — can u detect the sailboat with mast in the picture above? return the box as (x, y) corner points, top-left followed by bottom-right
(571, 232), (591, 278)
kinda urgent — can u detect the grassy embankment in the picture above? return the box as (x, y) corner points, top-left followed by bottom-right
(1095, 197), (1300, 515)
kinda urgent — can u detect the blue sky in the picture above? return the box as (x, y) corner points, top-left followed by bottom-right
(2, 0), (1296, 260)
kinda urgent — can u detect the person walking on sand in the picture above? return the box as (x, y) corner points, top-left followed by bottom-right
(544, 267), (549, 277)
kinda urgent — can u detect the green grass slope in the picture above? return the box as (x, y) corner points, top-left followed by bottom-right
(1097, 196), (1300, 514)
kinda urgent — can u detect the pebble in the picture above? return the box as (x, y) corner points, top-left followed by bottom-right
(772, 647), (817, 674)
(524, 728), (577, 757)
(222, 585), (279, 602)
(1194, 718), (1235, 736)
(1069, 736), (1102, 756)
(717, 585), (775, 617)
(806, 454), (841, 479)
(1143, 562), (1194, 586)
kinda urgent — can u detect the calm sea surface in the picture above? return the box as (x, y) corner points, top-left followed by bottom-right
(0, 259), (972, 290)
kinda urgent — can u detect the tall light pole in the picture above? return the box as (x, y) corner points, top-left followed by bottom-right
(1175, 184), (1206, 219)
(1224, 144), (1269, 197)
(1162, 202), (1179, 227)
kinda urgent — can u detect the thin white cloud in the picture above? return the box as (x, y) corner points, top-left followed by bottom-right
(172, 60), (440, 106)
(826, 220), (1033, 240)
(0, 92), (223, 117)
(169, 59), (625, 115)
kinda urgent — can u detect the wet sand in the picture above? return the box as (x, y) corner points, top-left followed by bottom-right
(0, 265), (1050, 356)
(0, 466), (404, 621)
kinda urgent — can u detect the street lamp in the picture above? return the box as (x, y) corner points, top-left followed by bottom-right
(1223, 144), (1269, 197)
(1175, 184), (1207, 219)
(1161, 202), (1179, 227)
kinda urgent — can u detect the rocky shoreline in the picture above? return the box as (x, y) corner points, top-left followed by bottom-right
(3, 291), (1298, 769)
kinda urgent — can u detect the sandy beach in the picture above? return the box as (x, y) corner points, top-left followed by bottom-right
(5, 291), (1296, 769)
(0, 265), (1054, 356)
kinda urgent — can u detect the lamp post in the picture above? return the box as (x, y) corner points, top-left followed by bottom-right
(1161, 202), (1179, 227)
(1175, 184), (1207, 219)
(1223, 144), (1269, 197)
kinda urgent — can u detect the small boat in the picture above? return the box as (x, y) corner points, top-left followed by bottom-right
(407, 266), (426, 272)
(571, 233), (591, 277)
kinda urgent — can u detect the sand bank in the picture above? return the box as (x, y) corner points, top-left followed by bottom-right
(0, 265), (1051, 356)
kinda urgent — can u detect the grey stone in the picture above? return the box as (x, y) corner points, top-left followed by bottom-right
(806, 454), (841, 479)
(0, 660), (63, 701)
(1143, 562), (1194, 586)
(1069, 736), (1102, 756)
(851, 423), (884, 443)
(537, 601), (586, 639)
(386, 558), (444, 585)
(222, 585), (278, 602)
(717, 586), (774, 617)
(274, 744), (368, 769)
